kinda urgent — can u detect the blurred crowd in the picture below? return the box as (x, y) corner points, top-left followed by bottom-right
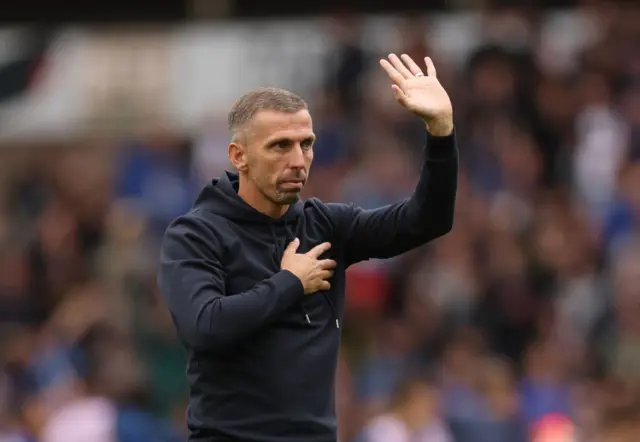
(1, 2), (640, 442)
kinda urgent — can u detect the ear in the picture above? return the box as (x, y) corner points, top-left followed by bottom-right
(228, 142), (248, 172)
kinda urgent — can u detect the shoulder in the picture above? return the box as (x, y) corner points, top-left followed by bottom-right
(303, 197), (334, 223)
(165, 208), (230, 239)
(303, 197), (357, 235)
(161, 209), (233, 259)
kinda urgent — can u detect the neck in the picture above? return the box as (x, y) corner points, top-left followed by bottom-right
(237, 176), (289, 219)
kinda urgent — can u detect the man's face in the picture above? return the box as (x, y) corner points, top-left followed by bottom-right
(234, 109), (315, 205)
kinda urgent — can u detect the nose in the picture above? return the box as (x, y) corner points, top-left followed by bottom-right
(288, 143), (307, 170)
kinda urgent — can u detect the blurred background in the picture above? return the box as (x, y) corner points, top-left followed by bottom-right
(1, 0), (639, 441)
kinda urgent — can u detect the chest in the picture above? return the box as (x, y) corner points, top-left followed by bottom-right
(221, 217), (345, 322)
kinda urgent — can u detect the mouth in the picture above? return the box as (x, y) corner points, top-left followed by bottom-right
(279, 180), (305, 190)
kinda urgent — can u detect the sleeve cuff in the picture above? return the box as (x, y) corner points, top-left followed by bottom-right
(425, 128), (458, 161)
(274, 270), (305, 302)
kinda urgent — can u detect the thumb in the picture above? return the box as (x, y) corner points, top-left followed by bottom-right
(284, 237), (300, 255)
(391, 84), (408, 105)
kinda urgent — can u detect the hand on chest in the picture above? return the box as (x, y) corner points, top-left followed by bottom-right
(224, 232), (336, 294)
(222, 227), (343, 326)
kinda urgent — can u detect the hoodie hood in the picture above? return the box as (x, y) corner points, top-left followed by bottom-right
(194, 171), (303, 225)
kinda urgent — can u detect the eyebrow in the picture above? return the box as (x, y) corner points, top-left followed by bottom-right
(268, 136), (315, 146)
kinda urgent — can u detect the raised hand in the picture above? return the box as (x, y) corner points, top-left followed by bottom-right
(281, 239), (337, 295)
(379, 53), (453, 136)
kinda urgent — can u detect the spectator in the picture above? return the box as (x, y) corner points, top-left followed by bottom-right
(361, 375), (452, 442)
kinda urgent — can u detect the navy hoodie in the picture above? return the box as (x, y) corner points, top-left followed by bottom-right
(158, 130), (458, 442)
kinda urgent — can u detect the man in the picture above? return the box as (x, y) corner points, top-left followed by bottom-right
(158, 53), (458, 442)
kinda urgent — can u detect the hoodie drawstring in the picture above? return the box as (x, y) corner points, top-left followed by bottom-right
(322, 294), (340, 329)
(271, 222), (339, 329)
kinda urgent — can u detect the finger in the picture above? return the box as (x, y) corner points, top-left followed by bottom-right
(319, 259), (337, 270)
(318, 259), (336, 270)
(284, 237), (300, 254)
(379, 59), (405, 87)
(401, 54), (424, 77)
(306, 242), (331, 259)
(391, 84), (408, 106)
(424, 56), (437, 78)
(320, 270), (335, 280)
(319, 281), (331, 291)
(388, 53), (414, 79)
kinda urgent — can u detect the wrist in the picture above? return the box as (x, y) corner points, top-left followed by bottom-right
(279, 269), (306, 296)
(425, 115), (454, 137)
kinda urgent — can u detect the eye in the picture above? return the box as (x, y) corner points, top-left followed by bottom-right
(301, 139), (315, 150)
(271, 140), (291, 150)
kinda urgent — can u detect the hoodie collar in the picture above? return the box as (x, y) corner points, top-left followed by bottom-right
(194, 171), (303, 224)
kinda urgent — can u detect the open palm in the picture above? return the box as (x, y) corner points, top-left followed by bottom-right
(380, 53), (452, 126)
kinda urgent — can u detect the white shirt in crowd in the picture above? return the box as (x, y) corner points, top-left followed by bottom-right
(363, 414), (453, 442)
(40, 397), (117, 442)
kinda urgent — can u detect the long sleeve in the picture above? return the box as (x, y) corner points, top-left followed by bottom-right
(158, 215), (304, 351)
(326, 130), (458, 266)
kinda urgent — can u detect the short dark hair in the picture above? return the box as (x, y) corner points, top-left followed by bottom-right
(228, 87), (308, 141)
